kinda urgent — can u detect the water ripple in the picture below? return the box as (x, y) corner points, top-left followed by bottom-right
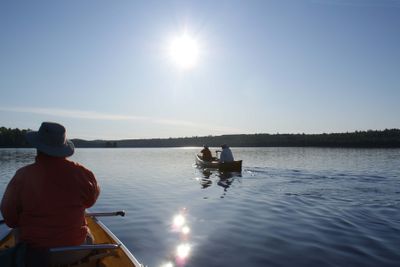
(1, 148), (400, 267)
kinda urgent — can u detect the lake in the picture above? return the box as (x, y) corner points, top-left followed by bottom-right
(1, 147), (400, 267)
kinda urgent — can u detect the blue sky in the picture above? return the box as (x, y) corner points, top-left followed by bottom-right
(1, 0), (399, 139)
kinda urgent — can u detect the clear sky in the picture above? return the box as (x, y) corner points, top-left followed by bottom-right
(1, 0), (399, 140)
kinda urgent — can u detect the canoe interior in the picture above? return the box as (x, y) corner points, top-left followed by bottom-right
(0, 229), (14, 250)
(0, 216), (140, 267)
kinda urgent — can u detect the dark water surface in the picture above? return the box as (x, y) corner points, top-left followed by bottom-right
(1, 147), (399, 267)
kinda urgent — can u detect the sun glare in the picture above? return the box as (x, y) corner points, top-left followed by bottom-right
(176, 243), (191, 259)
(169, 34), (199, 69)
(173, 214), (186, 228)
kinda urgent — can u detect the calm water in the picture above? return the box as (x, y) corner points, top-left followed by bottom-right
(1, 147), (400, 267)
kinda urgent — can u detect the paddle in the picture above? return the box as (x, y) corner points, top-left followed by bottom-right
(86, 210), (125, 217)
(0, 211), (125, 226)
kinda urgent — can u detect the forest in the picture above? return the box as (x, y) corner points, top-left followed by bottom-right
(1, 127), (400, 148)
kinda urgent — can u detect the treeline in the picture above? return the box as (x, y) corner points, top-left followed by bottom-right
(2, 126), (399, 148)
(0, 127), (30, 148)
(102, 129), (400, 148)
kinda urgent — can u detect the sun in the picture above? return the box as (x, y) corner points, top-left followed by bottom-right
(169, 33), (199, 69)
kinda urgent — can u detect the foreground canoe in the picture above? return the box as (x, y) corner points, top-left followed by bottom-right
(0, 214), (143, 267)
(195, 154), (242, 172)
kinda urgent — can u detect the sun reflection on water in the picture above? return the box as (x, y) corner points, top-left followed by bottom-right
(181, 226), (190, 235)
(160, 262), (174, 267)
(160, 209), (193, 267)
(173, 214), (186, 229)
(176, 243), (191, 259)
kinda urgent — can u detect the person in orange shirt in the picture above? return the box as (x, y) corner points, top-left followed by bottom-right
(1, 122), (100, 250)
(200, 145), (213, 161)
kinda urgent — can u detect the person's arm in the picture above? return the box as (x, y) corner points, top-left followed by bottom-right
(0, 172), (21, 228)
(219, 150), (226, 162)
(81, 169), (100, 208)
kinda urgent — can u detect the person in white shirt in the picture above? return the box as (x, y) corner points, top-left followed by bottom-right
(219, 144), (234, 163)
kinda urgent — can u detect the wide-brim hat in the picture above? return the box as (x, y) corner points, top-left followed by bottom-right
(26, 122), (75, 157)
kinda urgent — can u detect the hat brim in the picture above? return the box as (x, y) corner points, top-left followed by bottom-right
(26, 131), (75, 157)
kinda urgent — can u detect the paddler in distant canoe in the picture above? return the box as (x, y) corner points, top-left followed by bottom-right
(200, 145), (213, 161)
(218, 144), (234, 163)
(0, 122), (100, 264)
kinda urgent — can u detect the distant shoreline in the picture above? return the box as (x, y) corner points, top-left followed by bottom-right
(1, 127), (399, 148)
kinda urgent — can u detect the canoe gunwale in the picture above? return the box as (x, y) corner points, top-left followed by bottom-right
(49, 243), (120, 253)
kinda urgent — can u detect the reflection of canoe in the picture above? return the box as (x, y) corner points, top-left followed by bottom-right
(195, 154), (242, 172)
(0, 213), (143, 267)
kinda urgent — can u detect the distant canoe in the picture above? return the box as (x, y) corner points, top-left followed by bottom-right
(195, 154), (242, 172)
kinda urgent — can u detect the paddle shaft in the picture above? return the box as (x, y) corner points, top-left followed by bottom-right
(0, 211), (125, 225)
(86, 210), (125, 217)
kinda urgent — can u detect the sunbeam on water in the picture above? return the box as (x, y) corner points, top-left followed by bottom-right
(160, 262), (174, 267)
(163, 209), (193, 266)
(176, 243), (191, 259)
(181, 226), (190, 235)
(172, 214), (185, 228)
